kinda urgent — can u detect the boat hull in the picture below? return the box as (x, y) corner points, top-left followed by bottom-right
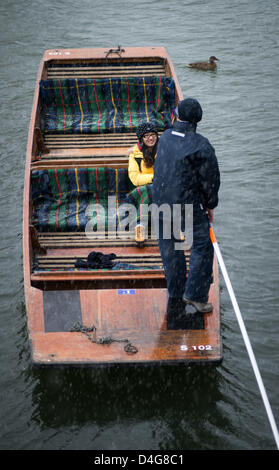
(23, 47), (222, 366)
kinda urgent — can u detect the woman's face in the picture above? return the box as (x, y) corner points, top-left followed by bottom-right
(143, 132), (157, 148)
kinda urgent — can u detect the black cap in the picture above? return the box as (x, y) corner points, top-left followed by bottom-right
(177, 98), (203, 123)
(136, 122), (158, 141)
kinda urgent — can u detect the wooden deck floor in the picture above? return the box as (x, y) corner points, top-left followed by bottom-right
(27, 255), (221, 366)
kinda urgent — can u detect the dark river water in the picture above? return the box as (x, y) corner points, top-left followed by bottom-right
(0, 0), (278, 451)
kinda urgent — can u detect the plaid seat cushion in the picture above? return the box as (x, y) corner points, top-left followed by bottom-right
(39, 76), (176, 134)
(31, 168), (153, 233)
(127, 184), (153, 225)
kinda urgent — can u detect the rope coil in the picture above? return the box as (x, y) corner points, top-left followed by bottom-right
(70, 321), (138, 355)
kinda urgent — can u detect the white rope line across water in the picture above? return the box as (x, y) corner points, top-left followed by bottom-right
(210, 226), (279, 450)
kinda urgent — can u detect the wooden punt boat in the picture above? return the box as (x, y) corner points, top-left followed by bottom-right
(23, 46), (222, 366)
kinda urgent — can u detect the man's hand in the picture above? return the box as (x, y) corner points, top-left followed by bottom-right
(206, 208), (214, 223)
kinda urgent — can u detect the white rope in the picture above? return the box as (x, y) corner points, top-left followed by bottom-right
(211, 233), (279, 450)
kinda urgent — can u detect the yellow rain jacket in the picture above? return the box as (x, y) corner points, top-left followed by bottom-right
(128, 144), (156, 187)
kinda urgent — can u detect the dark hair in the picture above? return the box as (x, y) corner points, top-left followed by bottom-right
(141, 139), (158, 168)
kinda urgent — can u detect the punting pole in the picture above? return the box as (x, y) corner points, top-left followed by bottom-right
(209, 225), (279, 450)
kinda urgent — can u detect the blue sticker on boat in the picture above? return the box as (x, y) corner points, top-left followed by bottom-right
(118, 289), (136, 295)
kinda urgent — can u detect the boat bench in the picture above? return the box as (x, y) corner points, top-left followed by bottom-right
(31, 167), (152, 233)
(45, 60), (167, 80)
(39, 76), (176, 135)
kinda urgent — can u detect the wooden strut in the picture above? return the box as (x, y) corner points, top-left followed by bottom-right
(30, 225), (47, 254)
(35, 127), (49, 154)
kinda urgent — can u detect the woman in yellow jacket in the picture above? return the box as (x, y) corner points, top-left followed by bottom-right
(128, 122), (158, 187)
(128, 122), (158, 242)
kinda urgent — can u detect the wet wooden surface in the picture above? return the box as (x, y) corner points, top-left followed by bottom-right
(27, 256), (221, 366)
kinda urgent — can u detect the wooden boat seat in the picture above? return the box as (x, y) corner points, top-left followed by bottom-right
(31, 134), (159, 168)
(34, 252), (167, 271)
(42, 132), (139, 151)
(37, 231), (159, 248)
(46, 61), (167, 79)
(31, 152), (130, 170)
(30, 246), (190, 290)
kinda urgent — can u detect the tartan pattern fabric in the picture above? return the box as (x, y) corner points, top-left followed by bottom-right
(31, 168), (153, 233)
(39, 77), (176, 134)
(31, 168), (135, 232)
(128, 184), (153, 225)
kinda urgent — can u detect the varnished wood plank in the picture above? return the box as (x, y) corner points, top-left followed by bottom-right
(47, 65), (166, 78)
(31, 270), (165, 279)
(37, 238), (157, 243)
(42, 133), (161, 152)
(48, 66), (165, 71)
(44, 132), (138, 137)
(37, 233), (159, 248)
(47, 74), (166, 79)
(26, 286), (45, 333)
(37, 241), (158, 248)
(31, 156), (129, 169)
(36, 263), (171, 270)
(35, 252), (187, 271)
(47, 70), (165, 75)
(48, 64), (165, 71)
(43, 139), (136, 144)
(38, 237), (158, 243)
(38, 231), (158, 237)
(31, 162), (129, 170)
(36, 245), (161, 254)
(31, 327), (222, 365)
(44, 135), (138, 141)
(37, 253), (165, 259)
(44, 143), (135, 149)
(36, 258), (162, 263)
(47, 69), (165, 74)
(40, 148), (132, 156)
(37, 155), (129, 161)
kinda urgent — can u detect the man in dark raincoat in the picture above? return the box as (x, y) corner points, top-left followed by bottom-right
(152, 98), (220, 323)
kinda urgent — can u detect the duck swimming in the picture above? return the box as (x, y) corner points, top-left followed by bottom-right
(186, 56), (219, 70)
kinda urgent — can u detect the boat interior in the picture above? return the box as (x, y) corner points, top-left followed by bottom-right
(24, 47), (221, 366)
(29, 48), (184, 291)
